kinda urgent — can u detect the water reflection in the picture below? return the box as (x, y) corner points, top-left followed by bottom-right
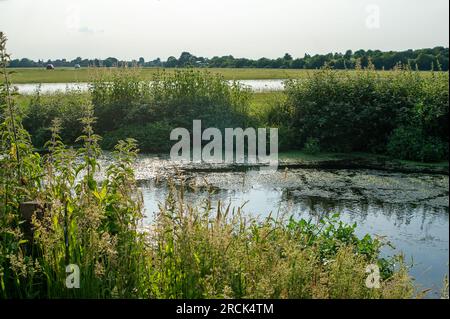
(15, 79), (285, 95)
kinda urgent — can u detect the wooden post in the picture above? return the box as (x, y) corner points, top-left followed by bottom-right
(19, 201), (45, 240)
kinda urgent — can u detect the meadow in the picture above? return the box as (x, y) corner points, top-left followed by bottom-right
(7, 67), (310, 83)
(7, 66), (439, 83)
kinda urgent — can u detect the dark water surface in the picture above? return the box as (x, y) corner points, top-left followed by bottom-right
(15, 79), (285, 94)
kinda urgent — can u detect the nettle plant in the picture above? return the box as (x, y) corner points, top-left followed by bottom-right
(0, 32), (148, 298)
(0, 32), (43, 298)
(33, 107), (148, 298)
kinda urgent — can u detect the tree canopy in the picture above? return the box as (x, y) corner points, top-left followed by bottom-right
(8, 47), (449, 71)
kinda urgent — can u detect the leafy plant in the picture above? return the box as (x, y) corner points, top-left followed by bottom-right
(303, 137), (321, 155)
(387, 126), (448, 162)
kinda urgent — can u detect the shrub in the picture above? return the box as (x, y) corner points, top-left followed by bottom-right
(90, 68), (251, 133)
(303, 137), (321, 154)
(102, 121), (174, 153)
(22, 89), (87, 147)
(22, 69), (252, 151)
(387, 126), (448, 162)
(270, 66), (449, 161)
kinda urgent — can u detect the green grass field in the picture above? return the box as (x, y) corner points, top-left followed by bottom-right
(8, 67), (439, 83)
(7, 67), (313, 83)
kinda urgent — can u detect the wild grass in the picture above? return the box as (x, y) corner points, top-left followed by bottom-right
(146, 182), (414, 299)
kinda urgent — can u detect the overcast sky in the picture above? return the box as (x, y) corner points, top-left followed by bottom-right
(0, 0), (448, 60)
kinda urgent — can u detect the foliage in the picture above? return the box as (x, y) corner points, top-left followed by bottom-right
(0, 31), (43, 298)
(387, 126), (448, 162)
(303, 137), (321, 155)
(21, 68), (252, 152)
(7, 47), (449, 71)
(101, 122), (173, 153)
(266, 65), (449, 162)
(90, 68), (250, 131)
(22, 88), (86, 147)
(20, 64), (449, 162)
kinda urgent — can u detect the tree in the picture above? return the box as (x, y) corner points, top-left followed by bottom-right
(4, 47), (449, 71)
(415, 53), (436, 70)
(178, 52), (195, 67)
(103, 57), (118, 67)
(165, 56), (178, 68)
(344, 50), (353, 58)
(291, 58), (305, 69)
(283, 53), (293, 61)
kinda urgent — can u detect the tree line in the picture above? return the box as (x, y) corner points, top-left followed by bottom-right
(8, 46), (449, 71)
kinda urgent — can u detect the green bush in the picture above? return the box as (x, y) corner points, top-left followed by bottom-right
(90, 68), (251, 132)
(303, 137), (321, 154)
(22, 89), (87, 147)
(270, 66), (449, 162)
(387, 126), (448, 162)
(102, 121), (174, 152)
(22, 69), (252, 150)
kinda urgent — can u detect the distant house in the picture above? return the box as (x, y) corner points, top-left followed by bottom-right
(46, 64), (54, 70)
(74, 64), (81, 69)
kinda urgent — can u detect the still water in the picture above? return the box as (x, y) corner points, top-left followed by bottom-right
(15, 79), (285, 94)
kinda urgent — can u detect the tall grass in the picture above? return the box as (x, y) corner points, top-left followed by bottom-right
(23, 68), (252, 152)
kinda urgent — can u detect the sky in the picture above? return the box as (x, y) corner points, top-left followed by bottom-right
(0, 0), (448, 60)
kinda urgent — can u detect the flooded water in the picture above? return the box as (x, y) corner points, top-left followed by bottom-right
(14, 79), (285, 94)
(111, 155), (449, 298)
